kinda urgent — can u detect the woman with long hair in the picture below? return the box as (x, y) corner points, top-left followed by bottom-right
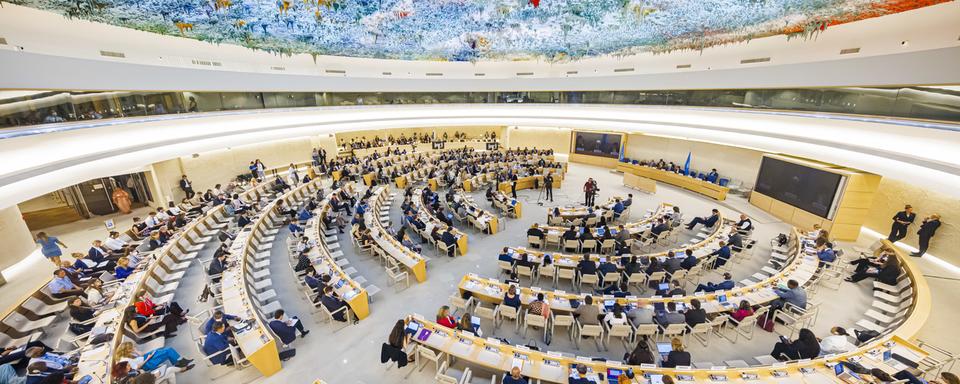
(436, 306), (456, 329)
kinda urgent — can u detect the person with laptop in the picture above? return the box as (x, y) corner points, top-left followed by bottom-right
(660, 338), (691, 368)
(655, 302), (685, 326)
(624, 339), (655, 365)
(695, 272), (734, 293)
(663, 251), (683, 274)
(770, 328), (820, 361)
(709, 241), (732, 268)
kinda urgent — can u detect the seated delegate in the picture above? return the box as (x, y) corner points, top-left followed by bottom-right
(696, 272), (734, 292)
(770, 328), (821, 361)
(268, 309), (310, 346)
(685, 209), (720, 230)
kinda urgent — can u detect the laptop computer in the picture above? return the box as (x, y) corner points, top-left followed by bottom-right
(604, 299), (615, 311)
(834, 364), (862, 383)
(607, 368), (624, 381)
(656, 342), (673, 360)
(658, 283), (669, 291)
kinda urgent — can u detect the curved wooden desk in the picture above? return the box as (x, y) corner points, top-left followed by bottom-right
(413, 187), (469, 256)
(617, 163), (728, 201)
(366, 187), (428, 282)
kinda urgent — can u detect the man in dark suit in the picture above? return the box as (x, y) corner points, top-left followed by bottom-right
(649, 218), (669, 239)
(727, 229), (744, 252)
(320, 287), (350, 322)
(684, 299), (708, 327)
(543, 172), (554, 202)
(912, 214), (941, 257)
(268, 309), (309, 345)
(696, 272), (734, 292)
(179, 175), (195, 199)
(203, 322), (233, 365)
(207, 253), (228, 282)
(664, 252), (683, 274)
(441, 228), (458, 257)
(511, 175), (518, 199)
(526, 223), (545, 241)
(888, 205), (916, 243)
(597, 258), (618, 285)
(680, 249), (698, 270)
(577, 254), (598, 276)
(686, 209), (720, 230)
(710, 241), (732, 268)
(562, 226), (579, 241)
(655, 302), (685, 326)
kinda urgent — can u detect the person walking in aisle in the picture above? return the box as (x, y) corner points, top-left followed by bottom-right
(888, 205), (915, 242)
(36, 232), (67, 266)
(911, 214), (941, 257)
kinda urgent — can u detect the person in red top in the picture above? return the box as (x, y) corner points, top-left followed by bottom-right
(730, 300), (754, 322)
(436, 306), (457, 329)
(135, 293), (188, 324)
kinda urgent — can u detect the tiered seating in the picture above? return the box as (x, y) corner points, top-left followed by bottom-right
(365, 186), (428, 283)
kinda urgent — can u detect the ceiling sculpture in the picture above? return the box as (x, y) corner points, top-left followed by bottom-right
(8, 0), (946, 61)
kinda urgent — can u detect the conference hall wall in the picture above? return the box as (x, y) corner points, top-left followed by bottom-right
(623, 133), (763, 184)
(865, 178), (955, 261)
(148, 135), (337, 204)
(504, 126), (573, 154)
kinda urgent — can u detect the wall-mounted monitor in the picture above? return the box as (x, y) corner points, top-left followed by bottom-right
(573, 132), (622, 158)
(754, 156), (845, 219)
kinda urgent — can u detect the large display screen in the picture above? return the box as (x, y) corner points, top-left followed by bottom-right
(755, 156), (844, 219)
(574, 132), (622, 158)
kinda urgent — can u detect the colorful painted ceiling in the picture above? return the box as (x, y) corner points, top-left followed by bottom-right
(10, 0), (946, 61)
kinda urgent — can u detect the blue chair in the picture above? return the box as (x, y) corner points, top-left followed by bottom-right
(632, 160), (639, 165)
(719, 178), (730, 187)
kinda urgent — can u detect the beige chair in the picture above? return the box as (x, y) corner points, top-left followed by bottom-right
(577, 322), (605, 351)
(726, 307), (767, 343)
(552, 314), (576, 341)
(385, 265), (410, 291)
(435, 361), (471, 384)
(523, 310), (548, 339)
(516, 265), (536, 282)
(498, 260), (514, 277)
(602, 272), (621, 287)
(605, 323), (636, 351)
(545, 233), (561, 250)
(634, 324), (659, 342)
(578, 273), (600, 293)
(626, 273), (648, 293)
(659, 323), (686, 343)
(686, 322), (713, 347)
(581, 239), (598, 253)
(449, 295), (476, 316)
(647, 271), (667, 290)
(473, 306), (498, 332)
(538, 264), (558, 287)
(496, 304), (521, 331)
(437, 241), (457, 257)
(557, 268), (576, 289)
(600, 239), (616, 255)
(416, 347), (445, 374)
(527, 236), (543, 249)
(564, 239), (580, 253)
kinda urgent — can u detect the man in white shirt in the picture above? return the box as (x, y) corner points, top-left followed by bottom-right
(144, 212), (161, 228)
(820, 327), (856, 354)
(104, 231), (127, 252)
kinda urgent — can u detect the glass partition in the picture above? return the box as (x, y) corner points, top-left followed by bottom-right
(1, 86), (958, 128)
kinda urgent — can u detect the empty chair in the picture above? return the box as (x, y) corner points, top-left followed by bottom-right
(577, 322), (604, 351)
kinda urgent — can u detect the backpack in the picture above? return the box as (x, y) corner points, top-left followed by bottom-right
(776, 234), (788, 247)
(855, 329), (880, 344)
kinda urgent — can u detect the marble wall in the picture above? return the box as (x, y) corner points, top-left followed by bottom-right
(863, 178), (956, 261)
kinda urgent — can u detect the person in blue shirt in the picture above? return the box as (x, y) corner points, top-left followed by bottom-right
(623, 194), (633, 208)
(114, 257), (135, 280)
(497, 247), (515, 264)
(816, 242), (836, 268)
(202, 310), (240, 336)
(710, 241), (732, 268)
(203, 322), (234, 365)
(288, 222), (304, 236)
(612, 199), (625, 219)
(771, 279), (807, 315)
(695, 272), (734, 292)
(297, 206), (313, 223)
(48, 269), (86, 299)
